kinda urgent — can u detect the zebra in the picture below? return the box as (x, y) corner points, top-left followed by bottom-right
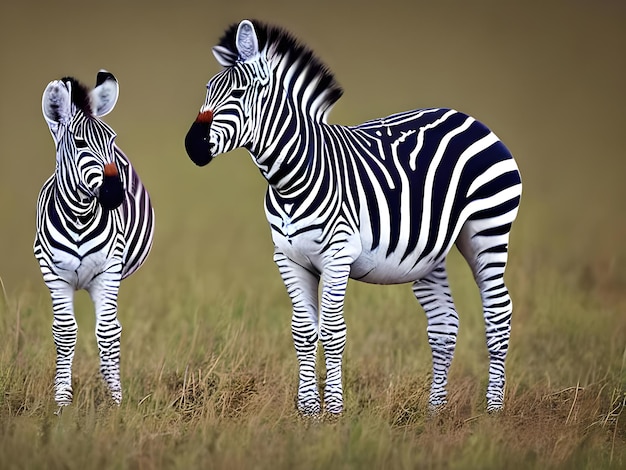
(35, 71), (154, 409)
(185, 20), (522, 415)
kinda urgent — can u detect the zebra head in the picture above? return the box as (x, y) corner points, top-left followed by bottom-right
(185, 20), (271, 166)
(42, 71), (125, 210)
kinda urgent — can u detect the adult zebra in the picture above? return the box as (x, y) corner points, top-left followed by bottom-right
(185, 20), (522, 415)
(35, 71), (154, 409)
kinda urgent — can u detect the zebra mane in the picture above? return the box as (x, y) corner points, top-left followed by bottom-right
(217, 20), (344, 118)
(60, 76), (93, 117)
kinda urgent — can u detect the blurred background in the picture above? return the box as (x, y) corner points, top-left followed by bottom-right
(0, 0), (624, 299)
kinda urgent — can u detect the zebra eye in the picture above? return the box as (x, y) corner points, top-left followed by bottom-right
(76, 139), (88, 149)
(231, 88), (246, 99)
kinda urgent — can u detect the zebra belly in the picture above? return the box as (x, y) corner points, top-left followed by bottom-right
(349, 206), (444, 284)
(271, 222), (438, 284)
(350, 245), (438, 285)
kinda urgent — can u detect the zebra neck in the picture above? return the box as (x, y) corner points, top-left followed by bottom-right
(251, 102), (323, 193)
(253, 133), (316, 194)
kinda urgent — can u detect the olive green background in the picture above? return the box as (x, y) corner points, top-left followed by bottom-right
(0, 2), (625, 467)
(1, 0), (624, 294)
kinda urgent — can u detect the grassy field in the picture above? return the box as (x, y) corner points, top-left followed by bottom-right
(1, 1), (625, 469)
(1, 180), (624, 469)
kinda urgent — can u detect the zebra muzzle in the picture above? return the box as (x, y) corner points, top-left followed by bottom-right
(185, 111), (214, 167)
(98, 163), (124, 210)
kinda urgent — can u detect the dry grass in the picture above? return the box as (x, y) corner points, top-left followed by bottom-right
(1, 230), (624, 469)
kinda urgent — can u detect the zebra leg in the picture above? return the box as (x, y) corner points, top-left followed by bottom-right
(87, 268), (123, 405)
(412, 263), (459, 412)
(47, 279), (78, 407)
(274, 250), (321, 415)
(457, 221), (514, 412)
(319, 263), (350, 415)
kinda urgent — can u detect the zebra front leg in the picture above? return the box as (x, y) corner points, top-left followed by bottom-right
(274, 250), (321, 415)
(47, 279), (78, 407)
(412, 264), (459, 412)
(88, 269), (123, 405)
(319, 263), (350, 415)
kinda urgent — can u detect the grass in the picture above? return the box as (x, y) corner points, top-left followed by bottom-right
(0, 182), (624, 469)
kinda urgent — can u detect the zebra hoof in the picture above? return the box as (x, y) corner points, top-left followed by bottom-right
(486, 391), (504, 414)
(427, 402), (447, 418)
(323, 399), (343, 416)
(297, 399), (321, 417)
(427, 393), (447, 417)
(110, 389), (122, 406)
(111, 391), (122, 406)
(55, 387), (73, 408)
(486, 402), (504, 414)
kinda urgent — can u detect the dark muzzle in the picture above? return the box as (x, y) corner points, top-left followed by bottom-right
(185, 111), (214, 166)
(98, 163), (124, 210)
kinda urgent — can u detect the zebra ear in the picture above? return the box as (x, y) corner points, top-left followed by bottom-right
(212, 45), (238, 67)
(90, 70), (119, 117)
(236, 20), (259, 62)
(42, 80), (72, 126)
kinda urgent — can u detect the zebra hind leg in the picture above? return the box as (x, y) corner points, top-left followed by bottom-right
(457, 219), (515, 413)
(88, 271), (123, 405)
(274, 250), (322, 416)
(412, 263), (459, 413)
(47, 279), (78, 407)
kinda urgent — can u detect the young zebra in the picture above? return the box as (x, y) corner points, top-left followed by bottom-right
(35, 71), (154, 409)
(185, 20), (522, 415)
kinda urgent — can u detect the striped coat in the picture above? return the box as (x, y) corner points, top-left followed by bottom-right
(35, 71), (154, 409)
(185, 20), (521, 415)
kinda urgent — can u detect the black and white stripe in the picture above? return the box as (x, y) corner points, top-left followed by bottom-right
(185, 20), (522, 415)
(35, 71), (154, 409)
